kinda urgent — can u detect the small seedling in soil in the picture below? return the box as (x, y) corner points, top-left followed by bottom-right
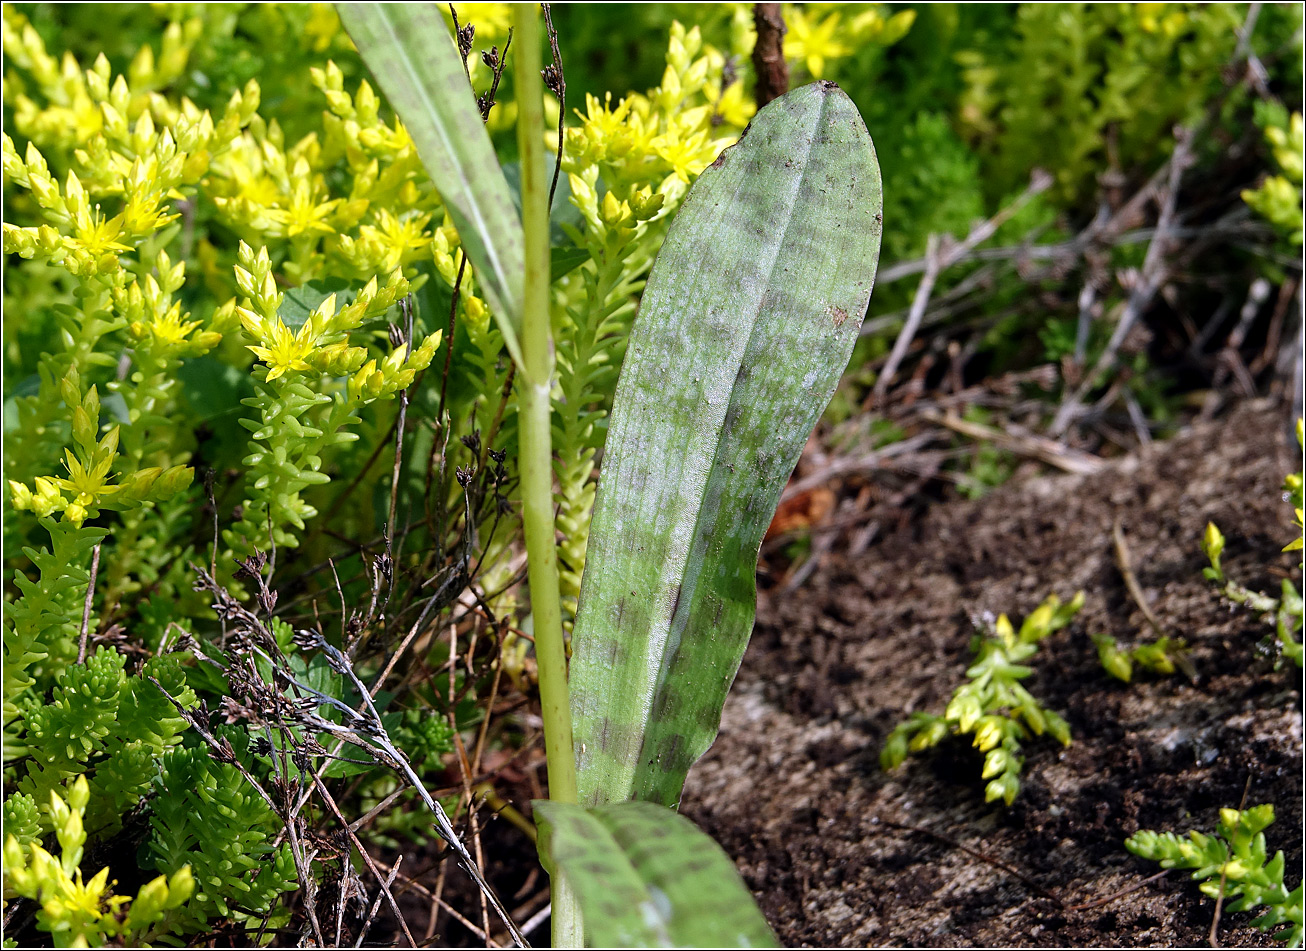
(1127, 804), (1305, 947)
(1202, 418), (1304, 668)
(881, 592), (1082, 805)
(1092, 632), (1190, 682)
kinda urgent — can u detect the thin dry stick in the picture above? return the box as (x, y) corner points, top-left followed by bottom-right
(76, 542), (102, 664)
(474, 783), (538, 841)
(1066, 870), (1171, 911)
(427, 859), (450, 944)
(1113, 518), (1166, 638)
(385, 298), (417, 605)
(541, 3), (566, 210)
(1233, 2), (1273, 99)
(1209, 776), (1256, 948)
(355, 856), (402, 949)
(377, 857), (497, 946)
(875, 817), (1063, 904)
(752, 3), (788, 107)
(876, 233), (941, 402)
(780, 432), (939, 501)
(520, 902), (552, 939)
(438, 253), (469, 426)
(1052, 132), (1192, 435)
(1074, 281), (1098, 367)
(870, 217), (1259, 291)
(471, 630), (506, 778)
(348, 784), (411, 834)
(314, 776), (417, 948)
(921, 408), (1105, 476)
(450, 4), (473, 81)
(205, 469), (220, 578)
(875, 171), (1054, 400)
(450, 722), (492, 945)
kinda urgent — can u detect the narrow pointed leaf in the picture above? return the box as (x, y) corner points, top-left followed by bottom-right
(337, 3), (525, 367)
(534, 799), (779, 948)
(570, 83), (882, 807)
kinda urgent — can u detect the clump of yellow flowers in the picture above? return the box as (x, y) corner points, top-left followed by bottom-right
(4, 777), (196, 947)
(3, 3), (911, 941)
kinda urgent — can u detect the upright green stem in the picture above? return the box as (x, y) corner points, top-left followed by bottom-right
(513, 0), (577, 814)
(514, 6), (582, 942)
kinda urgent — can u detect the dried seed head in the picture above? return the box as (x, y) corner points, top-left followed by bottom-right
(456, 23), (475, 59)
(542, 64), (562, 96)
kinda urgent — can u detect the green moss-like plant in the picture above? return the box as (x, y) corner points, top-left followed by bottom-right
(144, 738), (299, 933)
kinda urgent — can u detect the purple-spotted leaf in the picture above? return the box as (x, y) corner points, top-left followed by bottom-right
(570, 83), (882, 807)
(534, 799), (779, 948)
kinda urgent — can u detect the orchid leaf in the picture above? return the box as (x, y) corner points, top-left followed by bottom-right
(534, 799), (779, 948)
(569, 82), (883, 807)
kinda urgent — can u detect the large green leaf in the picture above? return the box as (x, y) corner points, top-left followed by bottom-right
(336, 3), (525, 367)
(569, 83), (882, 807)
(534, 799), (778, 948)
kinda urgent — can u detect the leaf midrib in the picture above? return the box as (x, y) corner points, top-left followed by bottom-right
(641, 90), (831, 733)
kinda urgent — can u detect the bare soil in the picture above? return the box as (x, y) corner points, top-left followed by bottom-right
(680, 399), (1304, 947)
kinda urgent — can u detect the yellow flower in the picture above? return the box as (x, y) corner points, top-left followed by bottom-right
(241, 312), (316, 381)
(55, 446), (117, 507)
(71, 206), (131, 256)
(360, 207), (431, 271)
(136, 301), (202, 347)
(270, 180), (341, 239)
(783, 7), (850, 78)
(651, 125), (719, 186)
(709, 77), (755, 130)
(304, 3), (342, 53)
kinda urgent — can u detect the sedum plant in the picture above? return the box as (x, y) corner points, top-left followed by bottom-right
(343, 3), (882, 945)
(1201, 419), (1305, 668)
(3, 776), (196, 948)
(1243, 103), (1304, 247)
(1127, 804), (1304, 947)
(881, 593), (1082, 806)
(4, 1), (799, 940)
(1092, 632), (1188, 683)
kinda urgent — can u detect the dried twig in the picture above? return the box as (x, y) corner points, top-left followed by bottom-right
(876, 234), (942, 401)
(355, 856), (403, 949)
(873, 171), (1053, 399)
(1051, 129), (1194, 435)
(76, 542), (101, 664)
(1112, 518), (1165, 638)
(1065, 869), (1171, 911)
(314, 776), (416, 948)
(541, 3), (566, 210)
(920, 408), (1105, 475)
(874, 817), (1062, 904)
(1209, 776), (1256, 947)
(378, 857), (499, 946)
(752, 4), (788, 107)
